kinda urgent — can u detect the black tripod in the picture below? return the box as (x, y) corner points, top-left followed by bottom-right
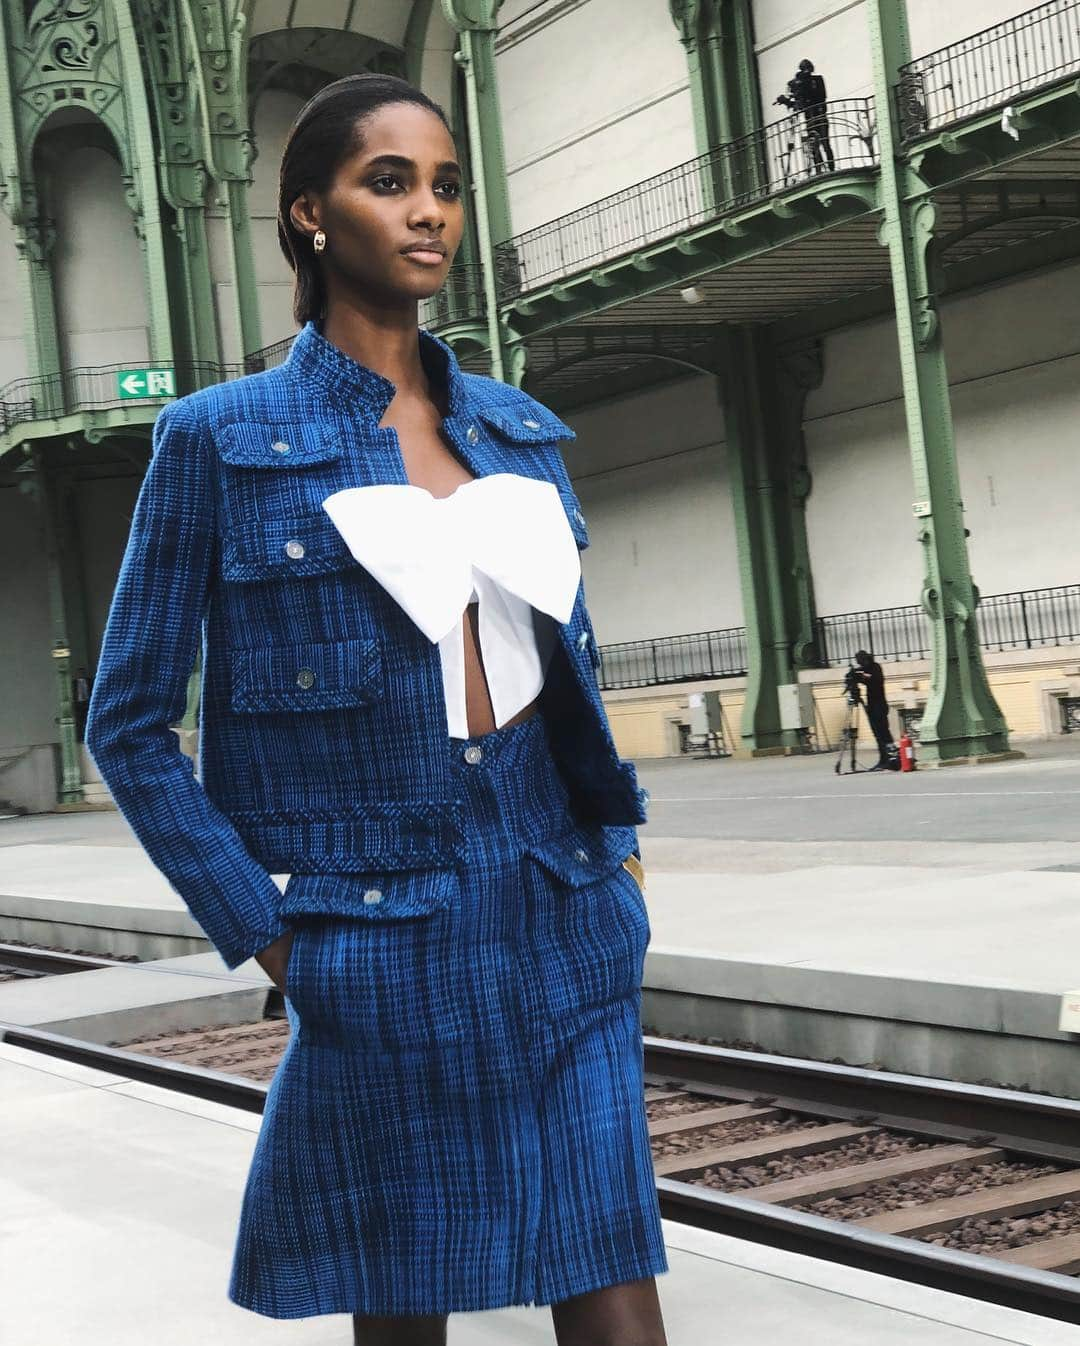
(834, 690), (868, 775)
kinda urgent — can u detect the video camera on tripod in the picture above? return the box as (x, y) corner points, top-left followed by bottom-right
(842, 665), (863, 708)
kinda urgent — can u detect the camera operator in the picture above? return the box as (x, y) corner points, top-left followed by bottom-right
(774, 58), (836, 173)
(851, 649), (899, 772)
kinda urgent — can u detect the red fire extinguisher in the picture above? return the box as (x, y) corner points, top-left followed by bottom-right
(899, 732), (916, 772)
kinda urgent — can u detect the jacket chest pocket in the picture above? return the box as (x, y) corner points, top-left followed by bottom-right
(221, 511), (357, 583)
(229, 636), (382, 713)
(472, 404), (589, 550)
(212, 420), (351, 524)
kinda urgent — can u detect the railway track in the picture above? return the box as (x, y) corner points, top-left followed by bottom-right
(5, 1014), (1080, 1322)
(0, 941), (131, 981)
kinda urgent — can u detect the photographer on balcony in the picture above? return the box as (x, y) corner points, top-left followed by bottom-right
(775, 58), (836, 174)
(851, 649), (899, 772)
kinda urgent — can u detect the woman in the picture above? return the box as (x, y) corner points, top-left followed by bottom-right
(86, 73), (668, 1345)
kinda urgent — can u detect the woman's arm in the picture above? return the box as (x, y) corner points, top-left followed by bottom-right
(85, 398), (288, 971)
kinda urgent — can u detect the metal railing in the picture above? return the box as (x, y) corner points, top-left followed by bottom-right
(0, 360), (242, 437)
(599, 582), (1080, 690)
(898, 0), (1080, 138)
(597, 626), (748, 691)
(494, 99), (878, 301)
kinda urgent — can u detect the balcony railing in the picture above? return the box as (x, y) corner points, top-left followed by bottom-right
(597, 626), (749, 691)
(898, 0), (1080, 138)
(494, 99), (878, 301)
(598, 582), (1080, 690)
(0, 360), (241, 437)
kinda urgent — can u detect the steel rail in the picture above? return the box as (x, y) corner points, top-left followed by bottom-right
(643, 1036), (1080, 1166)
(0, 943), (131, 977)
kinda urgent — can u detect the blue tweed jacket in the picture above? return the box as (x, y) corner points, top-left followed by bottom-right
(85, 321), (647, 970)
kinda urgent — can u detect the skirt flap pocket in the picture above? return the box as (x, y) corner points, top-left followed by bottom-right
(524, 822), (638, 888)
(280, 866), (458, 920)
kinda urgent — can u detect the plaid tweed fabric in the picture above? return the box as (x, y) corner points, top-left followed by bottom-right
(84, 321), (648, 971)
(228, 709), (668, 1317)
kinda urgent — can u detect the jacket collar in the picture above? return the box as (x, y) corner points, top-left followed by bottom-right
(282, 319), (469, 421)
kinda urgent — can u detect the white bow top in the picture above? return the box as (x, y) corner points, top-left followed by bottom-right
(321, 473), (582, 739)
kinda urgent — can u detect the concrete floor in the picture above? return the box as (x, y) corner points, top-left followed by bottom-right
(4, 1040), (1077, 1346)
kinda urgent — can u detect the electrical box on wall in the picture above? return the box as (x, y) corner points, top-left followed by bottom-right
(687, 690), (724, 736)
(778, 682), (815, 732)
(1059, 991), (1080, 1033)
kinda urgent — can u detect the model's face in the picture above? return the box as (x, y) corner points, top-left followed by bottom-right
(291, 102), (464, 308)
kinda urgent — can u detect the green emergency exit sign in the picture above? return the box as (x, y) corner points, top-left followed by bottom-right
(117, 368), (175, 399)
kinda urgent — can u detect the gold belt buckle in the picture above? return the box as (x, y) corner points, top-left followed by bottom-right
(621, 851), (645, 894)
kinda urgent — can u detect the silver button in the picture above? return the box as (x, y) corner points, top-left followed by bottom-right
(574, 508), (585, 526)
(285, 539), (305, 559)
(296, 668), (315, 689)
(463, 745), (483, 764)
(466, 424), (479, 445)
(522, 417), (540, 430)
(271, 441), (291, 454)
(362, 888), (383, 905)
(573, 847), (588, 863)
(576, 630), (590, 650)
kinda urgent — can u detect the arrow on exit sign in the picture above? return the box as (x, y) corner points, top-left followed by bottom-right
(117, 368), (176, 399)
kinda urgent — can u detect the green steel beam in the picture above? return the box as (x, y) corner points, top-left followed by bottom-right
(503, 174), (879, 340)
(719, 326), (822, 753)
(24, 449), (83, 803)
(442, 1), (519, 382)
(903, 76), (1080, 195)
(669, 0), (762, 151)
(867, 0), (1011, 764)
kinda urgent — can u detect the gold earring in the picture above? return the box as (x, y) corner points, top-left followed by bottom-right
(313, 229), (326, 254)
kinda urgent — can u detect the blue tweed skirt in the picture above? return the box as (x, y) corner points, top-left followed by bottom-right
(227, 708), (668, 1318)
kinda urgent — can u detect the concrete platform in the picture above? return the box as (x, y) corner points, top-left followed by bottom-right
(640, 862), (1080, 1097)
(0, 949), (270, 1043)
(2, 1040), (1075, 1345)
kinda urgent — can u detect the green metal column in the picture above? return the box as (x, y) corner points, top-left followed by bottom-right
(669, 0), (762, 151)
(868, 1), (1011, 763)
(0, 10), (61, 410)
(720, 326), (822, 754)
(669, 0), (763, 207)
(114, 0), (175, 367)
(442, 0), (516, 382)
(24, 449), (83, 804)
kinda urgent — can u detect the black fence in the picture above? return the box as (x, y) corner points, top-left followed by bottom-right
(599, 583), (1080, 690)
(898, 0), (1080, 138)
(494, 99), (877, 301)
(598, 627), (748, 691)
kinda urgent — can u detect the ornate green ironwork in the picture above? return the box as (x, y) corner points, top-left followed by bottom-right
(868, 0), (1011, 763)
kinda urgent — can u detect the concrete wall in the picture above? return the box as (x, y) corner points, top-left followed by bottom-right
(804, 260), (1080, 616)
(249, 87), (306, 350)
(566, 371), (740, 646)
(496, 0), (695, 234)
(50, 145), (150, 371)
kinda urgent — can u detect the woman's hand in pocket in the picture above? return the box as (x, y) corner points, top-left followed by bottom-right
(255, 928), (295, 994)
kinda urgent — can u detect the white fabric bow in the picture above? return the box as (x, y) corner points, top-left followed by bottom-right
(321, 472), (581, 643)
(321, 474), (583, 737)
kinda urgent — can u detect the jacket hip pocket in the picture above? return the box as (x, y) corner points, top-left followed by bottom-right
(522, 822), (649, 1021)
(280, 868), (466, 1050)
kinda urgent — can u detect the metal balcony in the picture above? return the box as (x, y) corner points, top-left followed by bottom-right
(898, 0), (1080, 138)
(494, 99), (878, 302)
